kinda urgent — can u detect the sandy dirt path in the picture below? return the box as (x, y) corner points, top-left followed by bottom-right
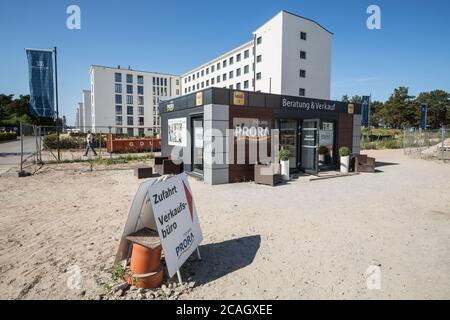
(0, 149), (449, 299)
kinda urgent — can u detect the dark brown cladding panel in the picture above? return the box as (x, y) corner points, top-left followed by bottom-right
(337, 113), (353, 151)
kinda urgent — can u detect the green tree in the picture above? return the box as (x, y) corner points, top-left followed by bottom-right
(369, 100), (384, 127)
(382, 87), (416, 128)
(414, 90), (449, 128)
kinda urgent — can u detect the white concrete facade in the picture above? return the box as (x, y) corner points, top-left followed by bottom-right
(89, 65), (181, 136)
(181, 11), (332, 99)
(82, 90), (92, 131)
(78, 102), (84, 130)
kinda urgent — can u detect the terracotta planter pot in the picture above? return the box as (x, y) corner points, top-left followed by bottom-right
(130, 243), (162, 275)
(125, 265), (163, 289)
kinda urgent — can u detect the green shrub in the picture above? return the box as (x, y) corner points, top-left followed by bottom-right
(0, 132), (17, 142)
(339, 146), (350, 156)
(44, 134), (84, 149)
(279, 148), (291, 161)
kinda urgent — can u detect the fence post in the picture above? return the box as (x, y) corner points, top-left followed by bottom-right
(109, 126), (112, 160)
(442, 126), (445, 162)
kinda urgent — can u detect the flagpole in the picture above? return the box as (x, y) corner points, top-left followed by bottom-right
(54, 46), (60, 161)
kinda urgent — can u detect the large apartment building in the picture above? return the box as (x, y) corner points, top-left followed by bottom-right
(181, 11), (332, 99)
(89, 65), (181, 135)
(79, 11), (332, 135)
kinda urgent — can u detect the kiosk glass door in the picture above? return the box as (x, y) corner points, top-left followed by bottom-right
(301, 119), (319, 174)
(279, 119), (298, 169)
(191, 117), (204, 173)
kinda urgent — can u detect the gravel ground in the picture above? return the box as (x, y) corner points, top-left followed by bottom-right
(0, 149), (449, 300)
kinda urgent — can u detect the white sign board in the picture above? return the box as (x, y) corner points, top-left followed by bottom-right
(148, 173), (203, 277)
(168, 117), (187, 147)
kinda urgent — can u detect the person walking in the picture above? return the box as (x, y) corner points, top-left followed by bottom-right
(84, 130), (98, 157)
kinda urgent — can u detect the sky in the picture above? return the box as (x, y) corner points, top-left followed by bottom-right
(0, 0), (449, 125)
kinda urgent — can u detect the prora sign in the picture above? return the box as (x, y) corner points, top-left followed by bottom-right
(148, 173), (203, 277)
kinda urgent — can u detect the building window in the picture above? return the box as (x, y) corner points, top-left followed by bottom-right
(127, 105), (133, 115)
(127, 116), (134, 126)
(185, 88), (187, 94)
(257, 55), (262, 63)
(229, 71), (233, 79)
(236, 68), (241, 77)
(211, 65), (215, 72)
(256, 72), (261, 80)
(137, 86), (144, 95)
(115, 116), (122, 125)
(138, 96), (144, 105)
(300, 69), (306, 78)
(176, 79), (179, 85)
(244, 50), (249, 59)
(197, 72), (200, 78)
(223, 73), (227, 81)
(192, 74), (195, 80)
(137, 75), (144, 84)
(206, 80), (209, 86)
(153, 77), (156, 85)
(176, 89), (180, 95)
(116, 127), (123, 134)
(299, 88), (306, 96)
(127, 128), (134, 137)
(229, 57), (234, 65)
(197, 83), (200, 89)
(217, 75), (220, 83)
(211, 78), (215, 85)
(115, 95), (122, 104)
(139, 117), (144, 126)
(115, 73), (122, 82)
(201, 70), (204, 77)
(244, 65), (249, 74)
(244, 80), (249, 89)
(217, 62), (221, 70)
(164, 79), (167, 86)
(229, 84), (233, 89)
(138, 128), (145, 136)
(236, 82), (241, 90)
(138, 106), (144, 116)
(257, 36), (262, 44)
(237, 53), (241, 62)
(115, 83), (122, 93)
(115, 105), (122, 115)
(300, 51), (307, 59)
(206, 68), (209, 75)
(127, 85), (133, 94)
(127, 95), (133, 104)
(126, 74), (133, 83)
(201, 82), (204, 88)
(300, 32), (307, 40)
(223, 60), (227, 68)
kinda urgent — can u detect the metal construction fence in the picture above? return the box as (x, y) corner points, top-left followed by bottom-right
(403, 127), (449, 162)
(18, 123), (162, 174)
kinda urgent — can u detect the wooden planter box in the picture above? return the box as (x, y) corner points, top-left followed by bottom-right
(106, 134), (161, 153)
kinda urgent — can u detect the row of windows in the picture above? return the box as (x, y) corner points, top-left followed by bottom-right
(114, 73), (180, 88)
(185, 79), (256, 94)
(115, 105), (145, 116)
(115, 84), (144, 95)
(115, 73), (144, 84)
(115, 95), (145, 105)
(115, 115), (145, 126)
(185, 48), (255, 84)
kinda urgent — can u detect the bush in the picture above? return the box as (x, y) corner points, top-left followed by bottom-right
(44, 134), (85, 149)
(0, 132), (17, 142)
(279, 149), (291, 161)
(339, 146), (350, 156)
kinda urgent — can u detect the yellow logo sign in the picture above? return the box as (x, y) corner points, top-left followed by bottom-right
(348, 103), (354, 114)
(196, 92), (203, 106)
(233, 91), (245, 106)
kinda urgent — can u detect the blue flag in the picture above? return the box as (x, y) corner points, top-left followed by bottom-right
(419, 104), (427, 130)
(26, 49), (55, 118)
(361, 96), (370, 127)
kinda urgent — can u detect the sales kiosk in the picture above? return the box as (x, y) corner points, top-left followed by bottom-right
(159, 88), (361, 185)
